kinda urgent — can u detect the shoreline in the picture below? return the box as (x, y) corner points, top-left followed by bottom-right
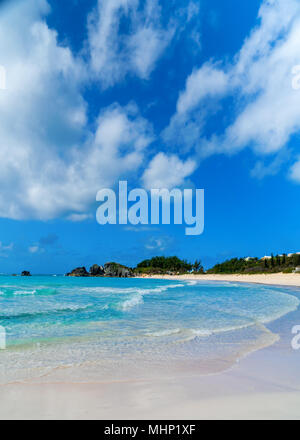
(137, 273), (300, 288)
(1, 301), (300, 419)
(0, 275), (299, 419)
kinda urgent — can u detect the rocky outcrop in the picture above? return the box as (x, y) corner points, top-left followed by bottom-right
(89, 264), (105, 276)
(66, 267), (89, 277)
(21, 271), (31, 276)
(66, 263), (134, 277)
(104, 263), (133, 278)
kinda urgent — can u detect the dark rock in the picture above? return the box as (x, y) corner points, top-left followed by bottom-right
(66, 267), (89, 277)
(89, 264), (105, 276)
(66, 263), (134, 278)
(21, 271), (31, 277)
(104, 262), (133, 278)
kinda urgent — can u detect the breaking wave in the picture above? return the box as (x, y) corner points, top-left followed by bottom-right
(13, 290), (36, 296)
(119, 293), (144, 311)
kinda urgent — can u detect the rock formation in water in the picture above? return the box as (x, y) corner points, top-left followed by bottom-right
(66, 267), (89, 277)
(66, 263), (133, 278)
(21, 271), (31, 276)
(103, 262), (133, 278)
(89, 264), (105, 276)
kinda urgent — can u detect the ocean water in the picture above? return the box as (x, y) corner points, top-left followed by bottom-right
(0, 276), (299, 384)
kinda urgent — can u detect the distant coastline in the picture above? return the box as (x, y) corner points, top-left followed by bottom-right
(15, 253), (300, 282)
(63, 254), (300, 281)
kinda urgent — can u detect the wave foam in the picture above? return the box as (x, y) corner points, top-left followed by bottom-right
(190, 329), (213, 337)
(146, 328), (181, 337)
(120, 294), (144, 311)
(0, 304), (92, 320)
(13, 290), (36, 296)
(116, 283), (184, 312)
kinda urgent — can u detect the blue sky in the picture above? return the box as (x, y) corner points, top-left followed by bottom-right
(0, 0), (299, 274)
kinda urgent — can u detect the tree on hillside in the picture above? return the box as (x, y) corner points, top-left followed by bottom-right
(192, 260), (204, 273)
(136, 256), (192, 273)
(271, 253), (275, 268)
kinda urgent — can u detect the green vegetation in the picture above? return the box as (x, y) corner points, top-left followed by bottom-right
(133, 253), (300, 275)
(134, 256), (204, 275)
(207, 253), (300, 274)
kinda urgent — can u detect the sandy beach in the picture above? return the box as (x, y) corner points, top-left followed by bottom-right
(1, 319), (300, 420)
(138, 273), (300, 288)
(0, 275), (299, 420)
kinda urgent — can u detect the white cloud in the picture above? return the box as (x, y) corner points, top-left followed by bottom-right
(142, 153), (196, 189)
(289, 158), (300, 183)
(145, 237), (170, 251)
(165, 0), (300, 180)
(144, 235), (174, 252)
(29, 246), (40, 254)
(66, 213), (93, 222)
(128, 25), (174, 80)
(186, 1), (201, 22)
(125, 226), (158, 232)
(163, 63), (229, 152)
(87, 0), (201, 88)
(223, 12), (300, 156)
(223, 0), (300, 158)
(176, 63), (228, 115)
(0, 1), (153, 220)
(145, 238), (164, 250)
(88, 0), (175, 88)
(251, 149), (291, 179)
(0, 242), (14, 258)
(0, 242), (13, 252)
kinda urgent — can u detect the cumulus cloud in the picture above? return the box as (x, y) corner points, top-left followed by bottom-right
(165, 0), (300, 180)
(142, 153), (196, 189)
(223, 3), (300, 156)
(0, 1), (153, 220)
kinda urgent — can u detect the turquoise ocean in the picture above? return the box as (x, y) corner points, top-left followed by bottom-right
(0, 276), (299, 384)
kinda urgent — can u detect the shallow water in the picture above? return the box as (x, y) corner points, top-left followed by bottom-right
(0, 276), (299, 383)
